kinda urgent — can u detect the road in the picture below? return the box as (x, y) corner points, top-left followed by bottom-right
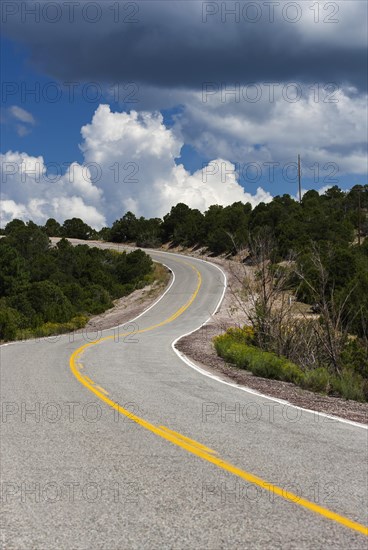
(1, 245), (367, 549)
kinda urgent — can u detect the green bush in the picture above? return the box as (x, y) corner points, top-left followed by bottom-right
(214, 328), (366, 402)
(15, 316), (88, 341)
(280, 361), (305, 385)
(80, 284), (113, 314)
(341, 338), (368, 378)
(70, 315), (88, 329)
(330, 370), (366, 402)
(0, 307), (21, 340)
(214, 332), (303, 384)
(226, 326), (255, 345)
(300, 367), (330, 393)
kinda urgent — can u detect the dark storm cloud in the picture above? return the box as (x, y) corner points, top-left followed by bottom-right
(2, 0), (367, 90)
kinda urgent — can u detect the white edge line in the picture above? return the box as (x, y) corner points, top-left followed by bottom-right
(69, 243), (368, 430)
(167, 255), (368, 431)
(0, 260), (175, 347)
(2, 243), (367, 430)
(105, 260), (175, 331)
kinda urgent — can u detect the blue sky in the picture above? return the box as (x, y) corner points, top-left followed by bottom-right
(2, 38), (210, 175)
(2, 36), (102, 165)
(1, 1), (367, 227)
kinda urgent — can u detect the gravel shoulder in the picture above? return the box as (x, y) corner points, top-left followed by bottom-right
(176, 323), (368, 425)
(66, 239), (368, 425)
(49, 238), (173, 334)
(84, 266), (172, 332)
(163, 246), (368, 426)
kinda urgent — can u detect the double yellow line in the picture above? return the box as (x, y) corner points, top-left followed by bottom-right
(69, 260), (367, 537)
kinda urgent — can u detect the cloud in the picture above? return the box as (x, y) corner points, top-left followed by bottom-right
(0, 105), (272, 228)
(0, 150), (106, 228)
(3, 1), (367, 91)
(7, 106), (36, 137)
(16, 124), (31, 137)
(79, 105), (272, 219)
(174, 85), (368, 182)
(9, 105), (36, 125)
(1, 89), (366, 229)
(2, 2), (366, 194)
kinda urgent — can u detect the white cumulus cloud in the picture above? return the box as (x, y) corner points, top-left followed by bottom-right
(3, 99), (367, 230)
(79, 105), (272, 220)
(0, 151), (106, 228)
(1, 105), (272, 228)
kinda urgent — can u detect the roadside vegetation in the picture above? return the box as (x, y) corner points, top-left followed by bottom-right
(0, 222), (153, 341)
(214, 326), (367, 402)
(215, 227), (368, 402)
(1, 184), (367, 401)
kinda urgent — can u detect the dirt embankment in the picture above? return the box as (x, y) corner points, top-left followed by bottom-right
(85, 263), (171, 332)
(67, 239), (368, 425)
(49, 237), (172, 333)
(172, 247), (367, 425)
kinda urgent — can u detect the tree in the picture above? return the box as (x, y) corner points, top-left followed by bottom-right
(172, 209), (204, 247)
(0, 224), (155, 340)
(136, 217), (163, 248)
(5, 222), (50, 260)
(43, 218), (61, 237)
(203, 205), (231, 254)
(238, 232), (296, 354)
(295, 245), (356, 374)
(4, 219), (26, 235)
(0, 306), (21, 340)
(0, 242), (29, 296)
(98, 227), (112, 241)
(223, 202), (251, 242)
(115, 249), (153, 284)
(62, 218), (94, 240)
(162, 203), (193, 243)
(110, 212), (139, 242)
(27, 281), (74, 323)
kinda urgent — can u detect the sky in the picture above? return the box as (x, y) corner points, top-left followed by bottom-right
(1, 0), (367, 228)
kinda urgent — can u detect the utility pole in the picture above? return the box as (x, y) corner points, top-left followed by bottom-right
(298, 154), (302, 203)
(358, 186), (362, 246)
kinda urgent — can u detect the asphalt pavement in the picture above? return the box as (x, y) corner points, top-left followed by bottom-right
(1, 245), (367, 549)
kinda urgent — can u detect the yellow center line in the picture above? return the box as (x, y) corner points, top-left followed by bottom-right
(71, 262), (201, 355)
(157, 425), (218, 455)
(69, 260), (368, 537)
(95, 384), (110, 396)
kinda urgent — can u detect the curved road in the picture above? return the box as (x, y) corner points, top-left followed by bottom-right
(1, 245), (367, 549)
